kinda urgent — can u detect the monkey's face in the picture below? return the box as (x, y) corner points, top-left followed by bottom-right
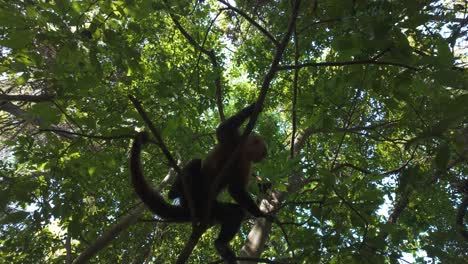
(245, 135), (267, 163)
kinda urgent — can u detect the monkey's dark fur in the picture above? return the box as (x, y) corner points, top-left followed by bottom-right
(130, 104), (268, 263)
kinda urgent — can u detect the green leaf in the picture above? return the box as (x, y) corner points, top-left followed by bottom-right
(0, 30), (33, 49)
(68, 218), (82, 237)
(436, 39), (453, 66)
(28, 103), (62, 127)
(321, 169), (335, 187)
(88, 167), (96, 176)
(1, 211), (29, 224)
(163, 118), (180, 137)
(0, 9), (26, 27)
(0, 190), (10, 211)
(434, 144), (450, 171)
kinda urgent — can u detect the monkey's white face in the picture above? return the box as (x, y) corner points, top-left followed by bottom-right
(245, 135), (267, 163)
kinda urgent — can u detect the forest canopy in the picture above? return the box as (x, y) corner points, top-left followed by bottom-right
(0, 0), (467, 263)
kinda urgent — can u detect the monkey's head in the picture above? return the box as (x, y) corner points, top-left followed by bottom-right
(245, 134), (267, 163)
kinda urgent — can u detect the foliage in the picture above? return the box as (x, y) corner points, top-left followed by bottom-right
(0, 0), (467, 263)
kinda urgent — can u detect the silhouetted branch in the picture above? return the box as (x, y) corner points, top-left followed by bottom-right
(128, 95), (182, 174)
(218, 0), (279, 46)
(0, 94), (53, 102)
(164, 0), (225, 121)
(73, 205), (146, 264)
(128, 94), (201, 264)
(278, 59), (419, 71)
(38, 128), (133, 140)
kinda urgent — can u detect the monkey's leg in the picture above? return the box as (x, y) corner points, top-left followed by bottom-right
(213, 202), (245, 264)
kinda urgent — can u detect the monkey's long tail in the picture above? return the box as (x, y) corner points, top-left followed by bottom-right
(130, 132), (190, 221)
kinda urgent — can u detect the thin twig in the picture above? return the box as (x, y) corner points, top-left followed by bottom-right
(277, 222), (295, 258)
(290, 22), (299, 158)
(164, 0), (225, 121)
(218, 0), (279, 46)
(277, 59), (419, 71)
(38, 128), (133, 140)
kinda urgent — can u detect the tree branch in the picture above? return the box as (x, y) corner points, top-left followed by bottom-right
(278, 59), (419, 71)
(0, 94), (54, 102)
(128, 95), (202, 263)
(332, 163), (372, 174)
(0, 101), (74, 139)
(37, 128), (133, 140)
(388, 191), (410, 225)
(164, 0), (225, 121)
(208, 0), (301, 214)
(290, 23), (299, 158)
(128, 95), (182, 174)
(176, 227), (207, 264)
(241, 0), (301, 140)
(237, 1), (302, 261)
(305, 120), (398, 135)
(218, 0), (279, 46)
(73, 205), (146, 264)
(74, 161), (178, 263)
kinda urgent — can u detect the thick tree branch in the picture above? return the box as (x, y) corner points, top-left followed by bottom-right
(0, 94), (53, 102)
(74, 164), (177, 263)
(0, 101), (74, 139)
(210, 0), (301, 213)
(1, 101), (43, 124)
(241, 0), (301, 139)
(388, 191), (410, 225)
(176, 227), (207, 264)
(290, 24), (299, 158)
(73, 205), (146, 264)
(238, 2), (302, 261)
(66, 232), (72, 264)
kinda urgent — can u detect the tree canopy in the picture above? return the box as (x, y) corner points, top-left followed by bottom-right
(0, 0), (467, 263)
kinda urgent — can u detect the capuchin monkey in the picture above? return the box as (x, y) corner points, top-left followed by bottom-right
(130, 104), (269, 263)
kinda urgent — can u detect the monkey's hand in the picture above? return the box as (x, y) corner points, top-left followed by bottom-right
(245, 102), (264, 115)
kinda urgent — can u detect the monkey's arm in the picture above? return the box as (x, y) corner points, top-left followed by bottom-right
(228, 185), (266, 218)
(216, 104), (256, 143)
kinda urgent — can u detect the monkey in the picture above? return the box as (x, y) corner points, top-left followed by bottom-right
(130, 103), (269, 263)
